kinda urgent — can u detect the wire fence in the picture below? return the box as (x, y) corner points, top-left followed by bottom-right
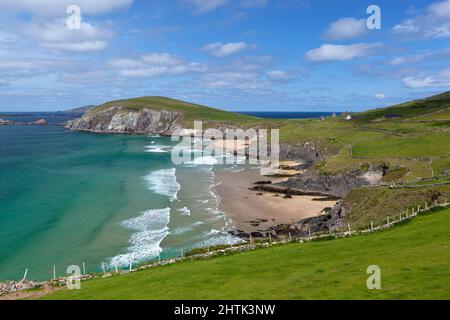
(1, 199), (449, 295)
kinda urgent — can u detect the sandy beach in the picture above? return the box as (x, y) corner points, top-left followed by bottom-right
(214, 167), (338, 235)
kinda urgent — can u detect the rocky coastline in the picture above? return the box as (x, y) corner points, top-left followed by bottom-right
(65, 105), (386, 241)
(65, 106), (182, 135)
(0, 118), (49, 126)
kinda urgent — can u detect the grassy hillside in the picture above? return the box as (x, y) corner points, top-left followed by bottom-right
(42, 206), (450, 300)
(90, 96), (261, 127)
(278, 92), (449, 180)
(355, 91), (450, 122)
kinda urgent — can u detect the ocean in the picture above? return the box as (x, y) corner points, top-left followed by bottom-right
(0, 113), (242, 281)
(0, 111), (333, 281)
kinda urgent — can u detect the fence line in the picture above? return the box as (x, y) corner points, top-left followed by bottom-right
(1, 200), (449, 295)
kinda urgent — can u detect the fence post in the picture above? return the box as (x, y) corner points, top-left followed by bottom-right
(371, 221), (374, 230)
(53, 265), (56, 279)
(269, 233), (272, 244)
(82, 262), (86, 275)
(289, 232), (292, 242)
(114, 264), (118, 274)
(308, 228), (311, 240)
(249, 234), (253, 245)
(129, 261), (132, 272)
(22, 268), (28, 281)
(387, 216), (390, 225)
(101, 262), (106, 274)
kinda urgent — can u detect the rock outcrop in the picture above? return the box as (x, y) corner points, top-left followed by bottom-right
(279, 170), (383, 198)
(0, 280), (42, 295)
(33, 119), (48, 125)
(65, 106), (181, 135)
(0, 119), (14, 125)
(279, 142), (320, 166)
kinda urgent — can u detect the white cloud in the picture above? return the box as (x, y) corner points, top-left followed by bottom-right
(374, 93), (387, 99)
(185, 0), (227, 14)
(109, 53), (205, 78)
(402, 69), (450, 88)
(305, 43), (381, 62)
(324, 18), (367, 40)
(429, 0), (450, 18)
(141, 53), (183, 66)
(389, 48), (450, 66)
(24, 20), (113, 52)
(203, 42), (251, 57)
(393, 0), (450, 39)
(266, 70), (295, 81)
(0, 0), (133, 16)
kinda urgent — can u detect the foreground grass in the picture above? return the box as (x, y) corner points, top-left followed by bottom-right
(43, 207), (450, 300)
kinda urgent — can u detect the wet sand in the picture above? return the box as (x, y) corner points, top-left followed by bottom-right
(214, 167), (338, 234)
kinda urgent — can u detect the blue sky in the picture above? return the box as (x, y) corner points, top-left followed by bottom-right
(0, 0), (449, 111)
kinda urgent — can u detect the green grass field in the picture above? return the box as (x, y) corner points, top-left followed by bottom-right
(42, 206), (450, 300)
(91, 96), (265, 127)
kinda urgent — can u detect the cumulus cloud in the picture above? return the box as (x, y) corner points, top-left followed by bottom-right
(203, 42), (252, 57)
(393, 0), (450, 39)
(305, 43), (382, 62)
(0, 0), (133, 16)
(24, 20), (113, 52)
(402, 69), (450, 88)
(109, 53), (205, 78)
(324, 18), (367, 40)
(185, 0), (227, 14)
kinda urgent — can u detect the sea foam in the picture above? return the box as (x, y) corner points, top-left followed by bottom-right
(178, 206), (191, 216)
(110, 207), (171, 267)
(144, 168), (181, 200)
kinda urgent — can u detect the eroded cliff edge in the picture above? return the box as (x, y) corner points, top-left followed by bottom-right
(65, 106), (182, 135)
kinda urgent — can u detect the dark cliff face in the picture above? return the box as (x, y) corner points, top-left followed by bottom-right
(280, 170), (382, 198)
(65, 106), (182, 134)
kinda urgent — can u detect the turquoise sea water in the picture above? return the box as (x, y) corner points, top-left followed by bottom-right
(0, 122), (238, 281)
